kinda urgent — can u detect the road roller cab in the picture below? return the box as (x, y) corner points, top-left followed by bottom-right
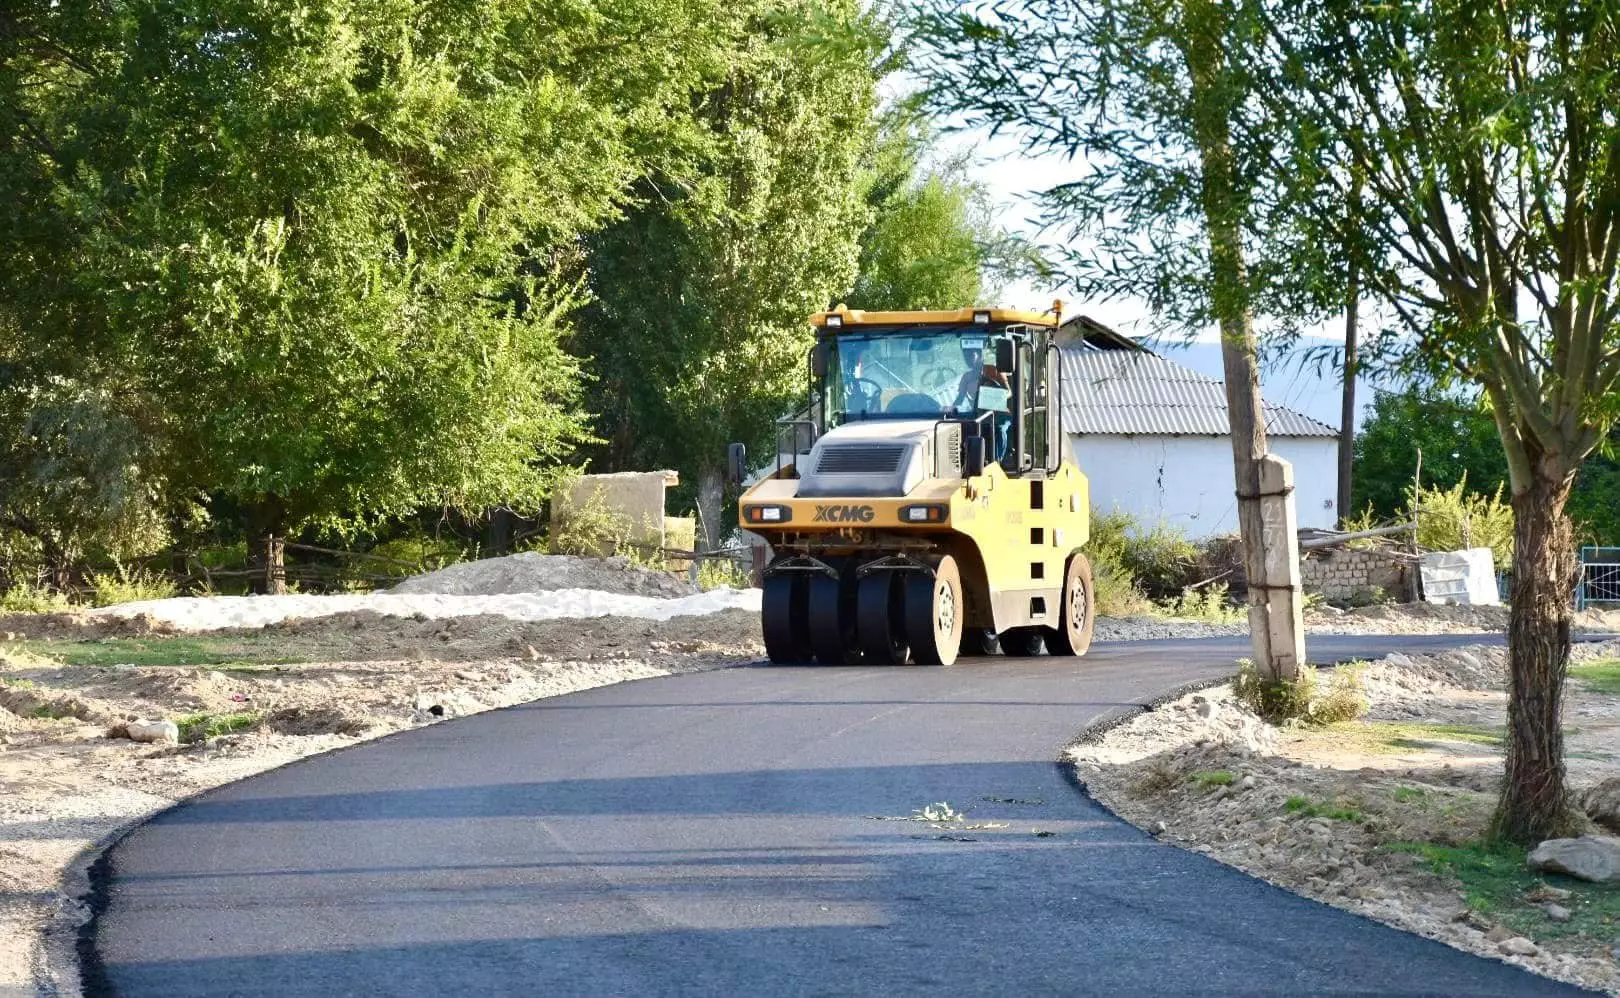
(731, 305), (1096, 666)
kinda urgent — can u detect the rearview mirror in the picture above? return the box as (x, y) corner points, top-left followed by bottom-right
(725, 442), (748, 486)
(995, 338), (1016, 373)
(811, 341), (831, 379)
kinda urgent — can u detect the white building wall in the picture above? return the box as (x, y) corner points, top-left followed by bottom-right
(1068, 433), (1339, 538)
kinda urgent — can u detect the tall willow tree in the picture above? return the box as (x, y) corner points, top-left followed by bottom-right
(0, 0), (738, 588)
(579, 2), (881, 548)
(1254, 0), (1620, 842)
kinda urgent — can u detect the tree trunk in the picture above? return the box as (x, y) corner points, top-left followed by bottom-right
(696, 465), (725, 552)
(247, 498), (288, 595)
(1337, 265), (1359, 528)
(1491, 467), (1582, 844)
(41, 533), (74, 593)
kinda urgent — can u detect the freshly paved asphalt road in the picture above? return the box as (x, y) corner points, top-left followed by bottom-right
(86, 634), (1596, 997)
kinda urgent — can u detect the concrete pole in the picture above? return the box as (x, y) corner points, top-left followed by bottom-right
(1255, 455), (1307, 676)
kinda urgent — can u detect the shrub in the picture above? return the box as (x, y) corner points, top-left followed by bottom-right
(1409, 475), (1514, 569)
(176, 711), (261, 743)
(88, 563), (178, 607)
(1233, 661), (1367, 725)
(0, 580), (74, 614)
(549, 479), (632, 557)
(1163, 583), (1243, 623)
(1087, 509), (1197, 615)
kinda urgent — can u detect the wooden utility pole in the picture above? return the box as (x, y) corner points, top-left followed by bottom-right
(1337, 277), (1359, 528)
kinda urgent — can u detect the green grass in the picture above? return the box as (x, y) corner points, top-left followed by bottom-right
(1189, 770), (1236, 788)
(1571, 659), (1620, 695)
(1382, 722), (1505, 751)
(1391, 786), (1428, 804)
(175, 711), (261, 743)
(16, 635), (303, 669)
(1285, 795), (1364, 822)
(1386, 840), (1620, 944)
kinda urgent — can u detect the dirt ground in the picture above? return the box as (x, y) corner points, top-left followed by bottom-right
(0, 610), (761, 998)
(1071, 641), (1620, 996)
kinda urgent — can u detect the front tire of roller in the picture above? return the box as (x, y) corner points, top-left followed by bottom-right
(762, 573), (812, 664)
(857, 572), (908, 664)
(808, 570), (860, 665)
(904, 555), (962, 666)
(1045, 552), (1096, 657)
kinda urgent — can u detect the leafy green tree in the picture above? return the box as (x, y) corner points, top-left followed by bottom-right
(579, 2), (881, 548)
(1354, 387), (1511, 520)
(912, 0), (1620, 840)
(1253, 0), (1620, 841)
(0, 0), (739, 589)
(1356, 386), (1620, 548)
(911, 0), (1335, 682)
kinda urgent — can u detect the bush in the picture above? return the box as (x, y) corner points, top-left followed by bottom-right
(88, 563), (178, 607)
(1233, 661), (1367, 725)
(1410, 475), (1514, 570)
(1163, 583), (1243, 623)
(1087, 509), (1199, 615)
(0, 580), (74, 614)
(549, 480), (632, 557)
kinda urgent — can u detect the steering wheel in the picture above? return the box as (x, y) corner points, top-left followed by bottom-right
(917, 366), (958, 395)
(847, 376), (884, 414)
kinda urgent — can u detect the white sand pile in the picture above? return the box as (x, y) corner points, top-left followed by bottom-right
(391, 552), (696, 599)
(87, 587), (761, 633)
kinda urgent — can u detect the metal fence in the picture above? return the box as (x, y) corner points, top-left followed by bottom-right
(1577, 546), (1620, 610)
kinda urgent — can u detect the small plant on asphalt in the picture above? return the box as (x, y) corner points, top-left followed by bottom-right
(1233, 661), (1367, 726)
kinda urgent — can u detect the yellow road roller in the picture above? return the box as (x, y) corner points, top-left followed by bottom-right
(727, 305), (1094, 665)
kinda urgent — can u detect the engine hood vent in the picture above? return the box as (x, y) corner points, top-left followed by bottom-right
(816, 444), (907, 475)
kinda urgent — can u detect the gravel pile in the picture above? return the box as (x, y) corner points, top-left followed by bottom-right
(391, 552), (696, 598)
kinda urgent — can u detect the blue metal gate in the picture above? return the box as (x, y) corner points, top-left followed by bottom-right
(1576, 546), (1620, 610)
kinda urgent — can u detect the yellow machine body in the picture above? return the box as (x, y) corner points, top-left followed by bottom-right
(733, 304), (1096, 665)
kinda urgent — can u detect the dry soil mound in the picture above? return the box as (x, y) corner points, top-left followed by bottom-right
(390, 552), (696, 599)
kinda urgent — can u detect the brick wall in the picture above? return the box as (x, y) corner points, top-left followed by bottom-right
(1300, 547), (1410, 603)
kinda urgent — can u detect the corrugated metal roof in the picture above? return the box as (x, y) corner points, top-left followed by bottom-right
(1059, 346), (1338, 438)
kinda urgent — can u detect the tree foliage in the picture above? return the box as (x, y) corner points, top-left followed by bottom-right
(911, 0), (1620, 842)
(577, 2), (881, 545)
(0, 0), (749, 555)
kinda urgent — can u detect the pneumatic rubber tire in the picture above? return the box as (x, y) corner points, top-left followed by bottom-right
(857, 571), (908, 664)
(904, 555), (962, 666)
(762, 573), (812, 664)
(1045, 552), (1096, 657)
(808, 569), (861, 665)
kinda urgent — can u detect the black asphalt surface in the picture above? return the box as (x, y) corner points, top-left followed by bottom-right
(85, 634), (1596, 997)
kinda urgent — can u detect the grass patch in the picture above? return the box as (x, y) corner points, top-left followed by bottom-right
(1392, 786), (1428, 804)
(1386, 840), (1620, 944)
(17, 635), (303, 669)
(1382, 722), (1505, 751)
(1189, 769), (1236, 788)
(1285, 795), (1364, 822)
(1233, 661), (1368, 726)
(1571, 659), (1620, 696)
(175, 711), (261, 743)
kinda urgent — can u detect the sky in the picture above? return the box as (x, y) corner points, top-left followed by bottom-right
(951, 129), (1390, 432)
